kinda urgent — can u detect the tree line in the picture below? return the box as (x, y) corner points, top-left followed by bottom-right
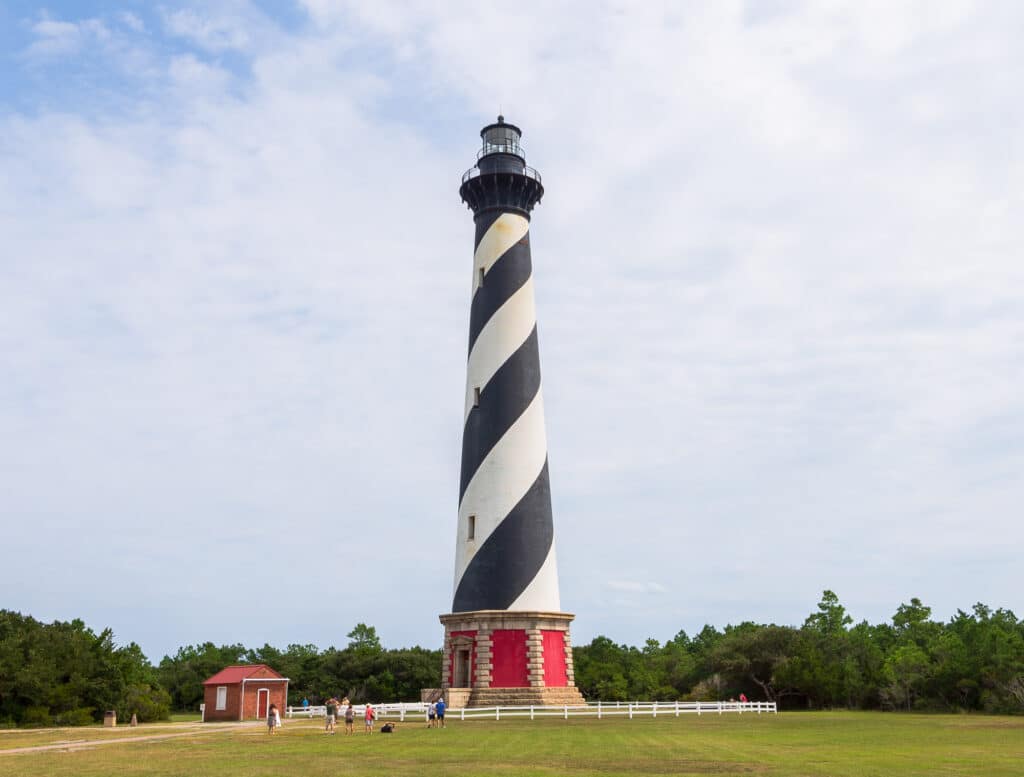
(0, 610), (170, 727)
(2, 593), (1021, 726)
(572, 592), (1024, 713)
(155, 624), (440, 713)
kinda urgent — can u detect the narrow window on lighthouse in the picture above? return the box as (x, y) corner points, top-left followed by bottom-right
(473, 387), (481, 406)
(467, 515), (476, 540)
(478, 267), (485, 287)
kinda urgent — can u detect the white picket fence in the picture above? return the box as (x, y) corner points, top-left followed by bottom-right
(455, 701), (776, 720)
(286, 702), (433, 721)
(287, 700), (776, 721)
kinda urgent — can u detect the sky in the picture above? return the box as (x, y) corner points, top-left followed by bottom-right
(1, 1), (1022, 663)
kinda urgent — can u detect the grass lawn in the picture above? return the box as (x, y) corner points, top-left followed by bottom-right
(1, 712), (1020, 776)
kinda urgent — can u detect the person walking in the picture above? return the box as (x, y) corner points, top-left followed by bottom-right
(325, 697), (338, 734)
(427, 701), (437, 728)
(267, 703), (279, 735)
(435, 697), (446, 728)
(364, 702), (376, 733)
(344, 702), (355, 734)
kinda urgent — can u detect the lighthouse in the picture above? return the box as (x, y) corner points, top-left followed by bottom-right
(439, 117), (585, 708)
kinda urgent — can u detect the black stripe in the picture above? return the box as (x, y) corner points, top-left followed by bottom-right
(473, 210), (503, 248)
(468, 237), (532, 355)
(452, 460), (554, 612)
(459, 326), (541, 501)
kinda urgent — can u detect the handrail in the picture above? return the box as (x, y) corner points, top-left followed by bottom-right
(461, 164), (543, 185)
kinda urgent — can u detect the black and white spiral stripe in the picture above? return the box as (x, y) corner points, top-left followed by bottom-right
(452, 210), (560, 613)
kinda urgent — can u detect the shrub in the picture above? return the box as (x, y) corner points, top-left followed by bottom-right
(54, 707), (96, 726)
(122, 684), (172, 722)
(20, 706), (52, 727)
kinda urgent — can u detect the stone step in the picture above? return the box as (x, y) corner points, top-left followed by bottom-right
(465, 686), (586, 708)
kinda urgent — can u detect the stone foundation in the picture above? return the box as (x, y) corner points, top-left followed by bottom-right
(439, 610), (585, 708)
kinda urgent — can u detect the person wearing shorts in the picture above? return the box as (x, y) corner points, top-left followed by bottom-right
(428, 701), (436, 728)
(435, 697), (446, 728)
(344, 703), (355, 734)
(324, 697), (338, 734)
(364, 703), (375, 732)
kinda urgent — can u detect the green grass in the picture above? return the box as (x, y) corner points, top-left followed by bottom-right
(1, 712), (1021, 776)
(168, 713), (201, 724)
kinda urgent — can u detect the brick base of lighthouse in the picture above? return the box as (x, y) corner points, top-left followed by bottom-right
(439, 611), (586, 708)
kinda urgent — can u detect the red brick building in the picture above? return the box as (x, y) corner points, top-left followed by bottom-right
(202, 665), (289, 722)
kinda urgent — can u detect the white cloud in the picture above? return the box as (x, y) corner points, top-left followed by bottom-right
(1, 1), (1022, 656)
(24, 15), (110, 59)
(120, 12), (146, 33)
(161, 7), (256, 51)
(607, 581), (668, 595)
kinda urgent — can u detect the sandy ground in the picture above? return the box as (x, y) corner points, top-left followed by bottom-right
(0, 721), (265, 756)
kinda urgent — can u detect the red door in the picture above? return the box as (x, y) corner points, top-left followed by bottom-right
(256, 689), (270, 720)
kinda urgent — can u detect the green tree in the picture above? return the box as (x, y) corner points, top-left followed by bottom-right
(346, 624), (383, 653)
(156, 642), (247, 711)
(883, 644), (931, 710)
(711, 623), (800, 703)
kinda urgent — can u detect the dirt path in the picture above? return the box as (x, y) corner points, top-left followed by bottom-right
(0, 722), (264, 756)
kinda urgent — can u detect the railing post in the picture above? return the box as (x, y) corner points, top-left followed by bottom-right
(697, 701), (701, 716)
(718, 701), (722, 715)
(496, 706), (500, 721)
(564, 705), (568, 720)
(652, 702), (657, 719)
(675, 701), (679, 717)
(628, 703), (633, 720)
(460, 708), (465, 721)
(597, 701), (601, 720)
(530, 705), (534, 721)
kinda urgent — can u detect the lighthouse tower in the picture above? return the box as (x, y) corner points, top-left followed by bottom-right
(439, 117), (585, 708)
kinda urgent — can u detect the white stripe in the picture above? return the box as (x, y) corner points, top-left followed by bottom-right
(509, 544), (561, 612)
(453, 389), (548, 593)
(473, 213), (530, 292)
(463, 276), (537, 422)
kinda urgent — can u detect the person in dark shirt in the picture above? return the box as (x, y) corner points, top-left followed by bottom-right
(324, 697), (338, 734)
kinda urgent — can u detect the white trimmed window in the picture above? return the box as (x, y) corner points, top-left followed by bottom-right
(467, 515), (476, 541)
(216, 686), (227, 711)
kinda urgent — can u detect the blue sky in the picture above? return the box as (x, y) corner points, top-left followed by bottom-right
(1, 1), (1022, 663)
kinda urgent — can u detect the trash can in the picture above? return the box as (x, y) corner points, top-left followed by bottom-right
(103, 711), (117, 728)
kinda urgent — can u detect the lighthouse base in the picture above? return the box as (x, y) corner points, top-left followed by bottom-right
(439, 610), (585, 708)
